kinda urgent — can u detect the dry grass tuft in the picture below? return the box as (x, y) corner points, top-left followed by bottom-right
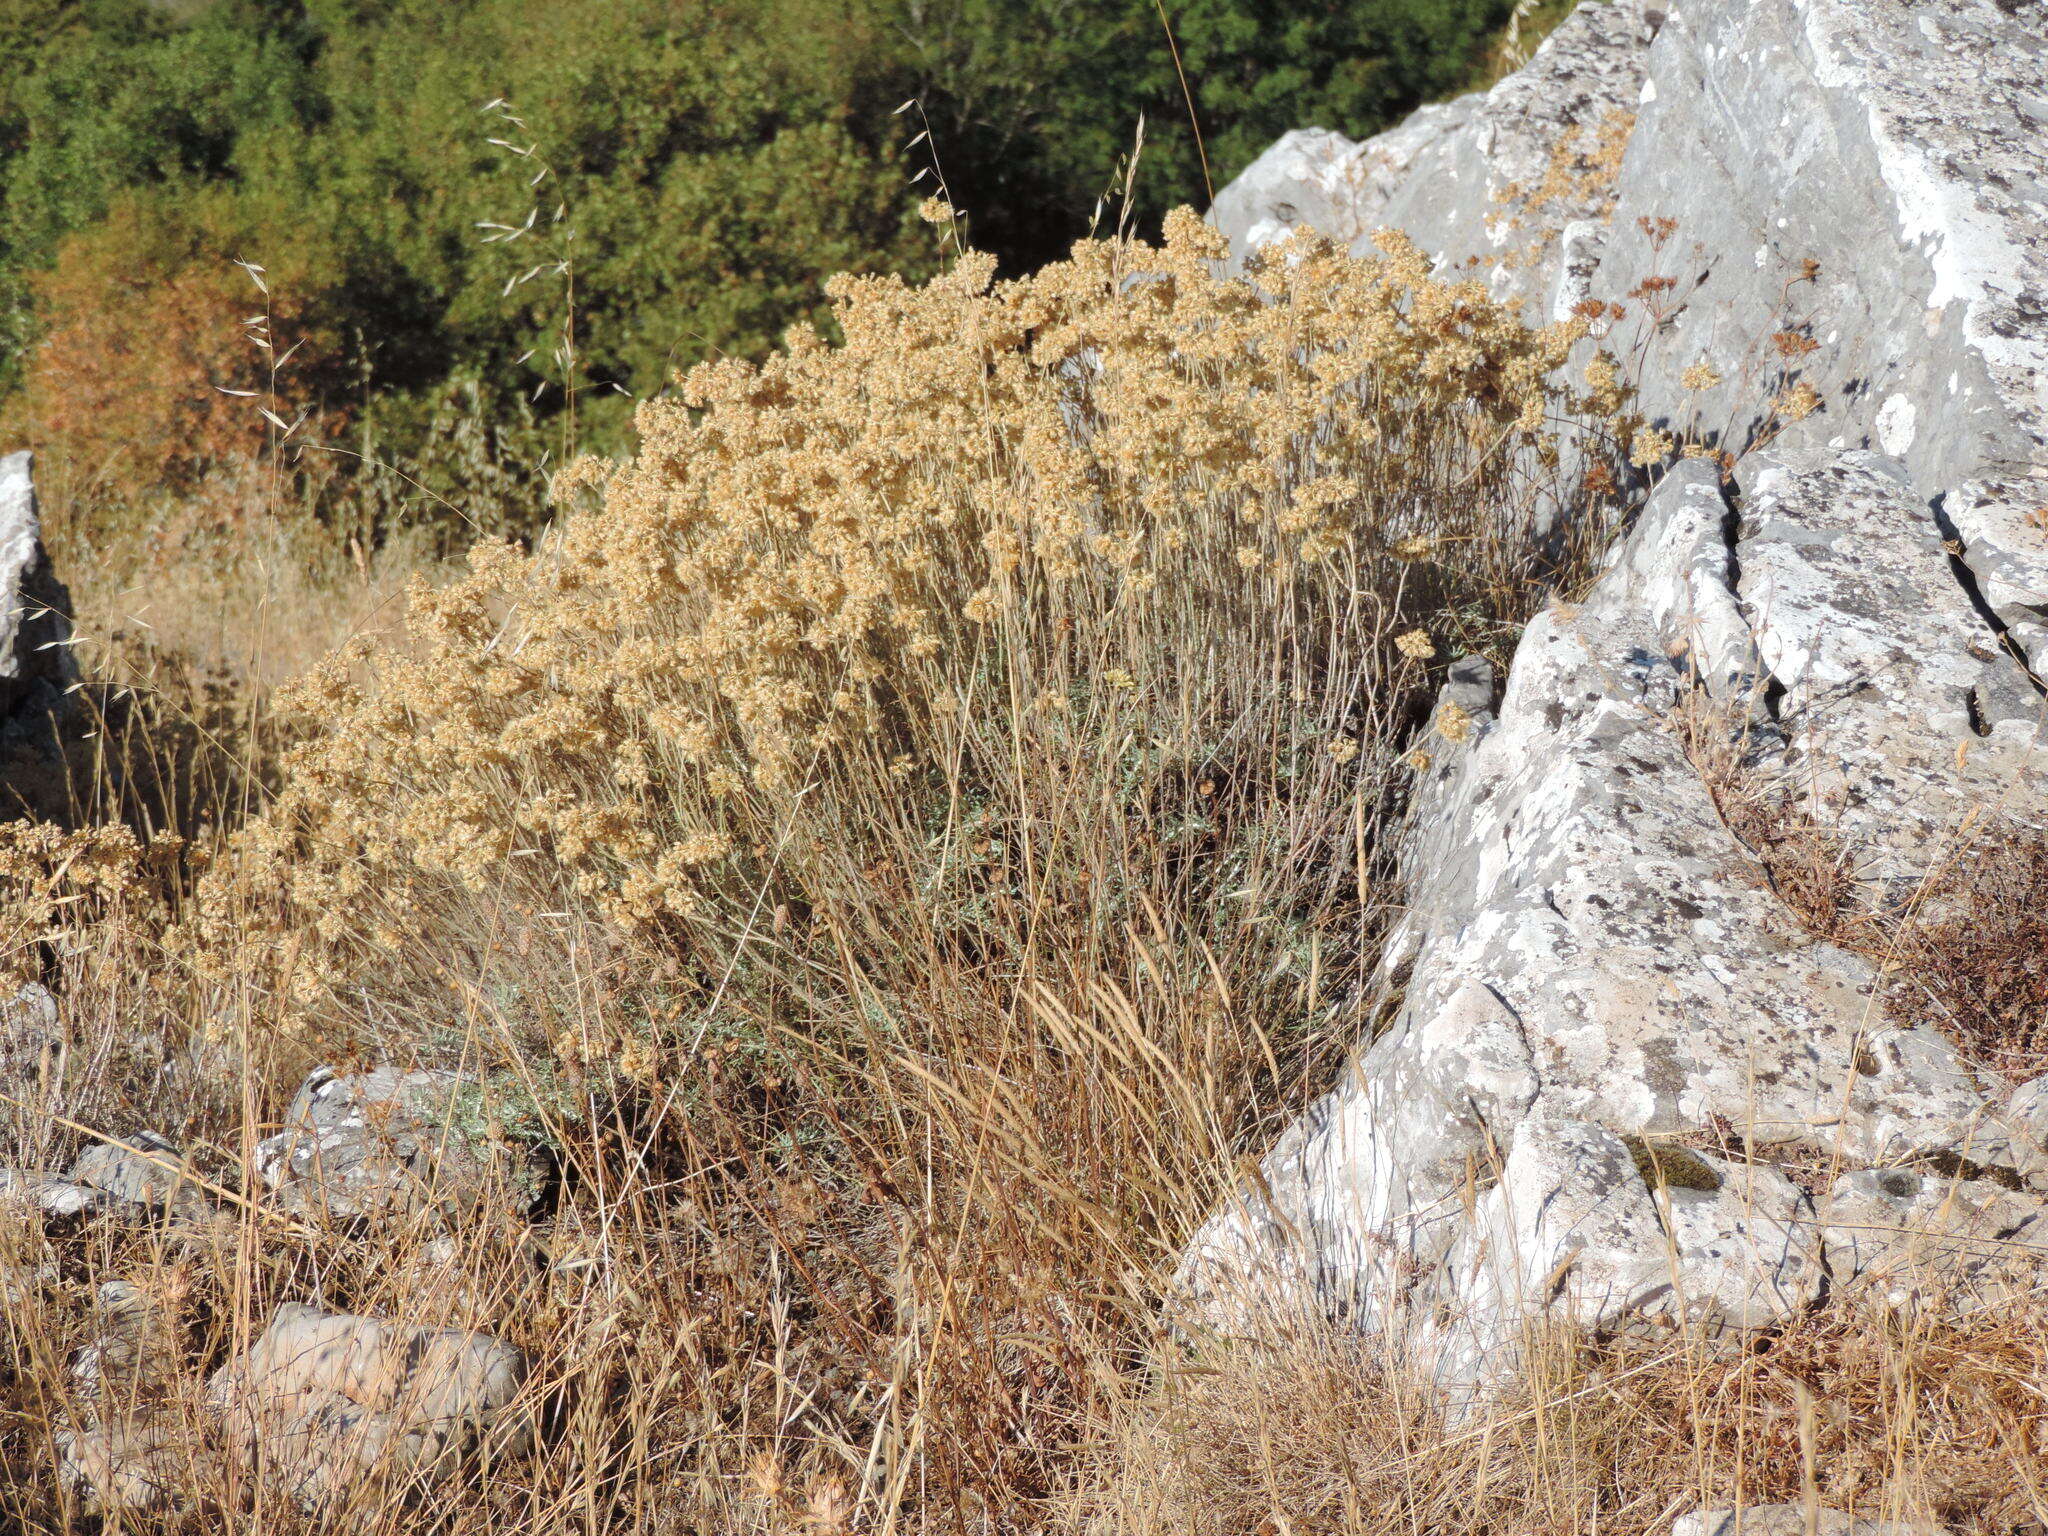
(1087, 1302), (2048, 1536)
(1889, 819), (2048, 1081)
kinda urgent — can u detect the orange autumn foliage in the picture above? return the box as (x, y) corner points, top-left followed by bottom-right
(10, 191), (350, 501)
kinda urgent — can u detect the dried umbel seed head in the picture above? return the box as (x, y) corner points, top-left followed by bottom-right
(1628, 426), (1676, 468)
(1394, 629), (1436, 660)
(1774, 381), (1823, 422)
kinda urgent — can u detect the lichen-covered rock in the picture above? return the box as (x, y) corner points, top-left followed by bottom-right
(1193, 0), (2048, 1379)
(1180, 452), (2048, 1380)
(1594, 0), (2048, 491)
(0, 451), (73, 730)
(67, 1133), (206, 1219)
(207, 1302), (532, 1511)
(1426, 1119), (1821, 1384)
(255, 1065), (541, 1222)
(1820, 1167), (2048, 1310)
(1211, 1), (1653, 309)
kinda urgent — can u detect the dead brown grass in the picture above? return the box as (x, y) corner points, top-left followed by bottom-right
(1087, 1303), (2048, 1536)
(1889, 821), (2048, 1081)
(1687, 704), (2048, 1083)
(4, 217), (2044, 1536)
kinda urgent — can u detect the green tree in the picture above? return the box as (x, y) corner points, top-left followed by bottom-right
(0, 0), (1529, 498)
(235, 0), (930, 443)
(0, 0), (318, 388)
(890, 0), (1513, 271)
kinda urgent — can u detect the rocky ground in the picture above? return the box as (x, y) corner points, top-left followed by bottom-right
(6, 0), (2048, 1527)
(1192, 0), (2048, 1450)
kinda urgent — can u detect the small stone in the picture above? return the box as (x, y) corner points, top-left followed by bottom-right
(54, 1413), (187, 1513)
(208, 1302), (533, 1511)
(67, 1133), (206, 1218)
(1673, 1505), (1949, 1536)
(255, 1064), (546, 1222)
(71, 1278), (181, 1405)
(0, 1165), (104, 1218)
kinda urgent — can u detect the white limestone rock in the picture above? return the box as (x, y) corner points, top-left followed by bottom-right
(1211, 2), (1654, 307)
(1593, 0), (2048, 490)
(1424, 1120), (1820, 1387)
(1180, 451), (2042, 1373)
(67, 1132), (207, 1219)
(0, 450), (73, 728)
(1820, 1166), (2048, 1309)
(208, 1302), (533, 1511)
(1192, 0), (2048, 1374)
(255, 1064), (541, 1222)
(54, 1413), (188, 1513)
(1674, 1508), (1948, 1536)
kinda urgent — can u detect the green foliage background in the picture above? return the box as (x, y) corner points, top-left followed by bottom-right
(0, 0), (1516, 496)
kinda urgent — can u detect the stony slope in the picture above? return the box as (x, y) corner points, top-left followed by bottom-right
(1190, 0), (2048, 1388)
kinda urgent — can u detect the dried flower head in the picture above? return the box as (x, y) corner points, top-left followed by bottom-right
(1774, 380), (1823, 421)
(1394, 629), (1436, 660)
(1629, 427), (1675, 468)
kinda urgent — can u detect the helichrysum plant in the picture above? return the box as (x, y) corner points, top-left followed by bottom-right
(184, 211), (1631, 1062)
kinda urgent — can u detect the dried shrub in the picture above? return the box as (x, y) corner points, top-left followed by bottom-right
(32, 212), (1629, 1527)
(1090, 1302), (2048, 1536)
(1890, 819), (2048, 1080)
(0, 821), (181, 993)
(183, 212), (1631, 1057)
